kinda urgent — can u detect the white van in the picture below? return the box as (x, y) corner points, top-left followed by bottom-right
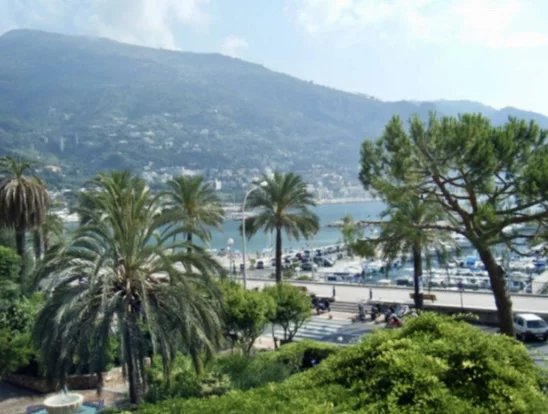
(513, 313), (548, 341)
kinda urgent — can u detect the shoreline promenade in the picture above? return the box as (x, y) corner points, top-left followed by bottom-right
(246, 279), (548, 316)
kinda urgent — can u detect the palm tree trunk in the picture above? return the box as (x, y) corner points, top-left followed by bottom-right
(15, 226), (26, 258)
(33, 229), (42, 259)
(124, 325), (143, 404)
(190, 348), (204, 376)
(412, 242), (423, 309)
(476, 245), (514, 336)
(15, 225), (27, 277)
(275, 227), (282, 284)
(187, 232), (192, 254)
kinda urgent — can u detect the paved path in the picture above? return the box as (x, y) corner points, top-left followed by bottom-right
(247, 279), (548, 314)
(269, 314), (354, 343)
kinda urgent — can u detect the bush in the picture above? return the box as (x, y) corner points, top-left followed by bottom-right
(145, 354), (230, 403)
(215, 341), (338, 390)
(220, 281), (275, 354)
(0, 294), (42, 378)
(215, 353), (291, 390)
(314, 313), (548, 413)
(131, 314), (547, 413)
(134, 378), (354, 414)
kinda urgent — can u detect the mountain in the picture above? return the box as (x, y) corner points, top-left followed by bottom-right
(0, 29), (546, 188)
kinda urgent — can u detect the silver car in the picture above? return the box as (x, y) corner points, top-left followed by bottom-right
(513, 313), (548, 341)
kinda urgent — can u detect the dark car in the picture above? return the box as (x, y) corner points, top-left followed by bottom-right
(301, 261), (317, 271)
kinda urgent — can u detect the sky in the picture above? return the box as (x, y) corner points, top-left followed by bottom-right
(1, 0), (547, 115)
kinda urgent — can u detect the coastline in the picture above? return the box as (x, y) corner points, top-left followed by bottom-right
(223, 197), (380, 211)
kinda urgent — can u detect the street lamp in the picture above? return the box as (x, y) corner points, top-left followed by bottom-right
(227, 237), (234, 276)
(241, 182), (266, 289)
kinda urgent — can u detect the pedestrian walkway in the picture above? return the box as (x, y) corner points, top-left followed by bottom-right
(268, 314), (353, 343)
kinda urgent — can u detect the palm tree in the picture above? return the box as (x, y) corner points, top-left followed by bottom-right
(33, 171), (225, 404)
(32, 211), (65, 259)
(244, 172), (319, 284)
(164, 175), (224, 246)
(360, 193), (448, 309)
(0, 157), (49, 260)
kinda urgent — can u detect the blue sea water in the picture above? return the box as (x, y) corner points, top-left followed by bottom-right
(64, 201), (386, 255)
(207, 201), (386, 254)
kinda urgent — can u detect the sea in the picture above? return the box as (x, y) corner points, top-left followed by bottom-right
(207, 200), (386, 256)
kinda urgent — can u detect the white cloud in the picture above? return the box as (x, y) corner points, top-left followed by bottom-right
(220, 35), (249, 58)
(288, 0), (548, 48)
(0, 0), (211, 50)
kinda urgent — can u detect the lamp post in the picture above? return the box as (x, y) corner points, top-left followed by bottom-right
(241, 182), (266, 289)
(227, 237), (234, 276)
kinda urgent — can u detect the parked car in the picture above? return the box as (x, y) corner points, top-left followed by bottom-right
(256, 260), (265, 269)
(314, 256), (334, 267)
(301, 261), (318, 271)
(513, 313), (548, 341)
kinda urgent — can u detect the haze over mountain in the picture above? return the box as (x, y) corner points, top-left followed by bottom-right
(1, 29), (546, 187)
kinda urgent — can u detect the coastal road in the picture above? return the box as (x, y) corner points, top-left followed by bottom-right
(246, 278), (548, 315)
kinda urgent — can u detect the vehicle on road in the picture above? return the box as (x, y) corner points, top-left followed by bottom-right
(301, 261), (318, 271)
(513, 313), (548, 341)
(313, 256), (335, 267)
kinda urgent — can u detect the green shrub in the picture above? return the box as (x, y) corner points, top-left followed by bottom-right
(314, 313), (548, 413)
(220, 281), (275, 354)
(135, 377), (355, 414)
(215, 341), (338, 390)
(145, 354), (230, 403)
(215, 353), (291, 390)
(0, 294), (42, 378)
(130, 314), (547, 414)
(296, 275), (312, 281)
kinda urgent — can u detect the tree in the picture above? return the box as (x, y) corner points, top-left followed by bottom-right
(164, 175), (224, 245)
(244, 172), (319, 283)
(33, 211), (65, 260)
(263, 283), (311, 345)
(33, 171), (225, 404)
(360, 114), (547, 335)
(220, 281), (275, 354)
(340, 214), (363, 258)
(355, 192), (449, 309)
(319, 313), (548, 413)
(0, 156), (49, 261)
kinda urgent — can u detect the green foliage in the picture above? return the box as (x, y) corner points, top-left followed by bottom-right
(0, 156), (50, 259)
(0, 245), (21, 299)
(0, 294), (43, 378)
(360, 114), (548, 335)
(263, 283), (311, 342)
(220, 281), (275, 354)
(215, 353), (291, 390)
(129, 314), (547, 414)
(340, 214), (363, 256)
(295, 274), (311, 281)
(145, 354), (230, 403)
(133, 378), (354, 414)
(163, 175), (225, 244)
(216, 341), (338, 390)
(33, 171), (225, 404)
(244, 172), (319, 284)
(315, 313), (548, 413)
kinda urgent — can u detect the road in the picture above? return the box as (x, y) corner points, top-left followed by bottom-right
(245, 277), (548, 315)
